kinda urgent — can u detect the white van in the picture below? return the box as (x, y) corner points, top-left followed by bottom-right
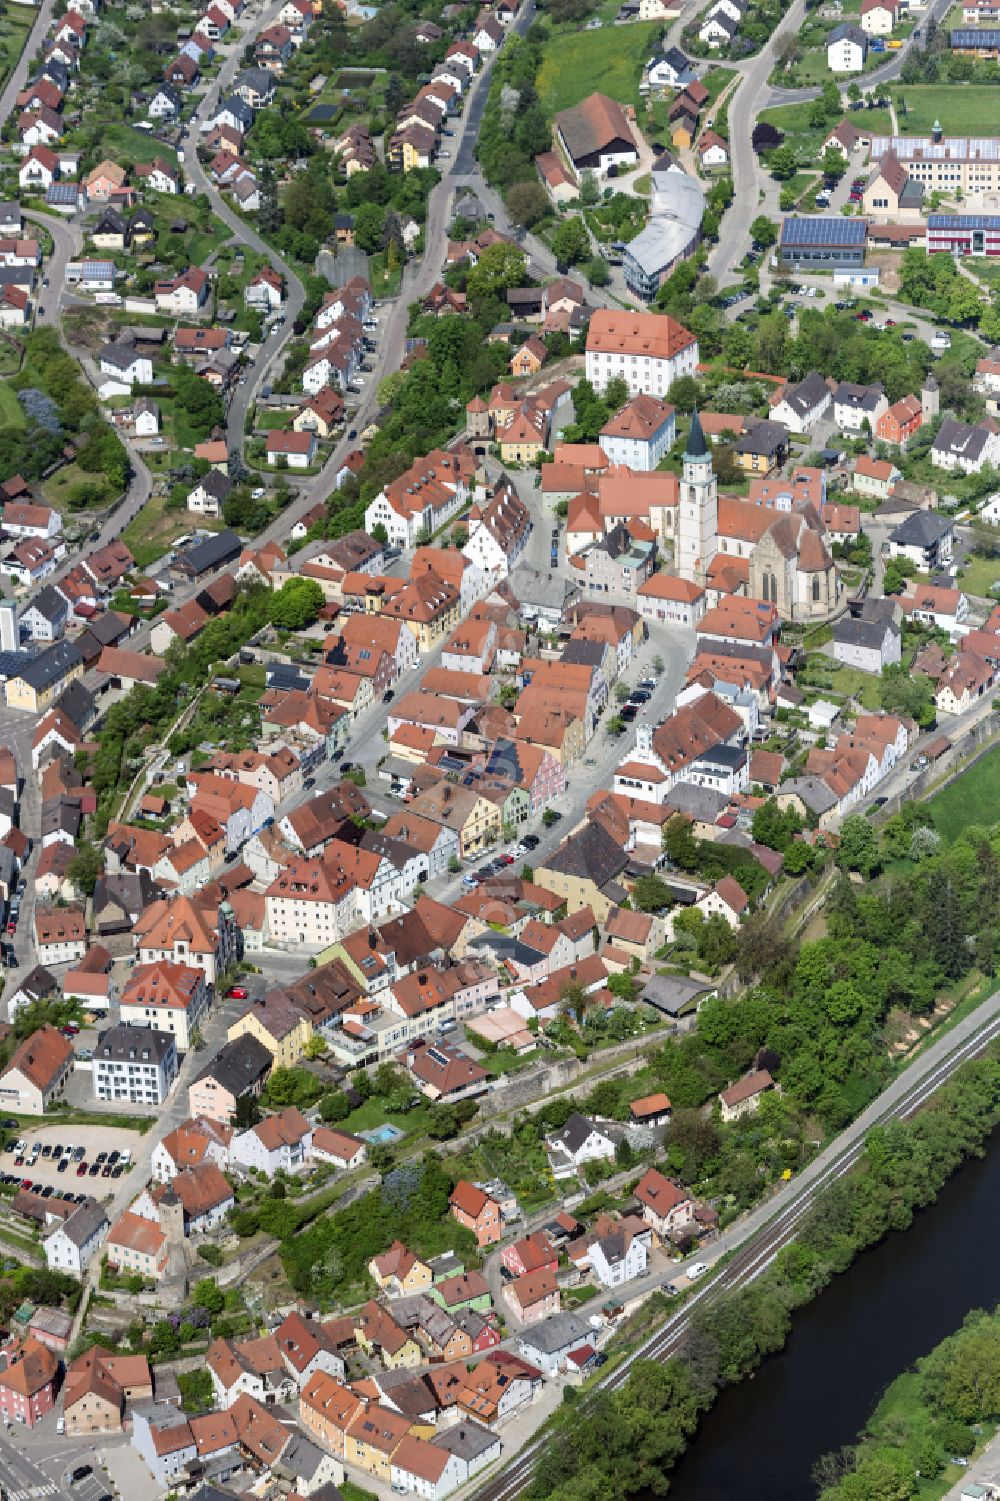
(686, 1261), (709, 1281)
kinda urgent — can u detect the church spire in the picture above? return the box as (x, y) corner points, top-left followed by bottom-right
(685, 409), (708, 460)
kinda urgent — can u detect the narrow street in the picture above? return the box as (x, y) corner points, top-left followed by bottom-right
(179, 0), (307, 458)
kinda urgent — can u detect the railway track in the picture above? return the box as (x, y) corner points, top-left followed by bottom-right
(471, 1003), (1000, 1501)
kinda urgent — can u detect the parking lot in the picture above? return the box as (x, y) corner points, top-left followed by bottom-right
(63, 1461), (110, 1501)
(4, 1123), (142, 1192)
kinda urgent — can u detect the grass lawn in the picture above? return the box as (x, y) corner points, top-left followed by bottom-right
(0, 381), (24, 429)
(926, 744), (1000, 841)
(341, 1484), (379, 1501)
(99, 123), (179, 166)
(702, 65), (736, 107)
(122, 490), (194, 568)
(759, 102), (891, 157)
(956, 552), (1000, 599)
(256, 409), (297, 430)
(536, 22), (661, 115)
(800, 654), (882, 707)
(963, 256), (1000, 288)
(337, 1095), (434, 1140)
(563, 1283), (600, 1307)
(0, 8), (33, 89)
(896, 84), (1000, 134)
(42, 461), (114, 510)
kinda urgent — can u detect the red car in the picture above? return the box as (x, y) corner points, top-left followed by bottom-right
(20, 1178), (31, 1190)
(76, 1162), (88, 1176)
(227, 986), (249, 1000)
(496, 854), (514, 866)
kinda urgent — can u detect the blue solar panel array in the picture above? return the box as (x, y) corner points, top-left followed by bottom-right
(950, 27), (1000, 44)
(928, 214), (1000, 229)
(780, 216), (867, 247)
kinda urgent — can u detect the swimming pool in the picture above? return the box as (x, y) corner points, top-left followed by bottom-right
(361, 1123), (404, 1145)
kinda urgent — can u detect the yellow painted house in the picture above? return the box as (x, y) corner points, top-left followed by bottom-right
(354, 1302), (423, 1370)
(534, 820), (629, 922)
(368, 1241), (432, 1295)
(407, 782), (502, 859)
(5, 641), (83, 713)
(226, 993), (313, 1068)
(345, 1406), (433, 1480)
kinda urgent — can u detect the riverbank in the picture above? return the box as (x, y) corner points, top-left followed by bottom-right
(520, 1045), (1000, 1501)
(808, 1306), (1000, 1501)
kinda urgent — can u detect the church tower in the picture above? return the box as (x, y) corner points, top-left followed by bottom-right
(675, 411), (718, 586)
(922, 374), (939, 424)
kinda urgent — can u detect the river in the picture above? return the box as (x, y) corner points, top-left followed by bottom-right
(664, 1140), (1000, 1501)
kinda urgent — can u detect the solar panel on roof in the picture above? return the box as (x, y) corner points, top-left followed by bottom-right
(950, 26), (1000, 39)
(928, 214), (1000, 228)
(780, 215), (867, 246)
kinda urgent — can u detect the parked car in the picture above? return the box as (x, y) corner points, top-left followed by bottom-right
(227, 985), (249, 1000)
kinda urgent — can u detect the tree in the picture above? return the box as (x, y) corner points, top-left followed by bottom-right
(883, 557), (915, 595)
(821, 146), (847, 180)
(466, 242), (527, 302)
(506, 179), (549, 228)
(551, 215), (591, 268)
(192, 1277), (225, 1316)
(836, 815), (882, 879)
(752, 799), (802, 853)
(319, 1090), (350, 1123)
(269, 577), (325, 631)
(372, 522), (388, 545)
(586, 255), (610, 288)
(667, 375), (702, 413)
(580, 171), (600, 205)
(233, 1093), (260, 1129)
(878, 664), (936, 729)
(769, 145), (798, 181)
(663, 814), (698, 871)
(750, 215), (777, 247)
(353, 201), (386, 255)
(68, 841), (101, 897)
(632, 874), (673, 912)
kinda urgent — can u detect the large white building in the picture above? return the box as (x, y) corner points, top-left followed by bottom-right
(584, 309), (698, 400)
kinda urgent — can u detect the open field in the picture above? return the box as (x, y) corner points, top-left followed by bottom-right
(98, 123), (180, 166)
(956, 552), (1000, 599)
(42, 460), (115, 510)
(122, 490), (195, 567)
(0, 382), (25, 429)
(895, 84), (1000, 134)
(0, 8), (33, 91)
(926, 745), (1000, 841)
(758, 101), (892, 157)
(536, 22), (660, 115)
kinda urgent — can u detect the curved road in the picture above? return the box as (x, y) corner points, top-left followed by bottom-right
(24, 209), (154, 573)
(472, 984), (1000, 1501)
(251, 2), (540, 546)
(180, 0), (307, 459)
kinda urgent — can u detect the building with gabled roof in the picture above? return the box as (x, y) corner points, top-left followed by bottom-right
(0, 1024), (73, 1115)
